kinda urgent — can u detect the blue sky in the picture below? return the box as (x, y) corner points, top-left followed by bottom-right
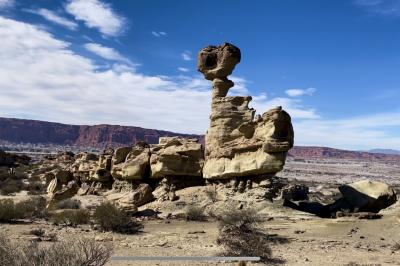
(0, 0), (399, 150)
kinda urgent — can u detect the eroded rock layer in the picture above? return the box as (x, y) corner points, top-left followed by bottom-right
(198, 43), (294, 179)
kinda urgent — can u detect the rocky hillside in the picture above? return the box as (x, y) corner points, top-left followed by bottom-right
(0, 117), (200, 148)
(289, 146), (400, 162)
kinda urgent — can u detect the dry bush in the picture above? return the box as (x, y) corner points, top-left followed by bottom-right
(0, 179), (24, 195)
(15, 197), (48, 219)
(218, 207), (262, 230)
(391, 241), (400, 252)
(51, 209), (90, 227)
(57, 199), (81, 209)
(29, 228), (45, 237)
(93, 202), (142, 234)
(0, 199), (22, 222)
(185, 204), (207, 221)
(0, 169), (11, 182)
(0, 234), (112, 266)
(0, 197), (47, 222)
(216, 207), (281, 263)
(205, 186), (218, 203)
(26, 180), (45, 195)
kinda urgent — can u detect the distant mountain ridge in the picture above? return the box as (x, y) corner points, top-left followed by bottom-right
(289, 146), (400, 162)
(0, 117), (200, 148)
(368, 149), (400, 155)
(0, 117), (399, 163)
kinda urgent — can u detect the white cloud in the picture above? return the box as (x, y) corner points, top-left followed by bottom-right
(0, 0), (13, 8)
(65, 0), (126, 37)
(26, 8), (78, 31)
(285, 87), (316, 97)
(294, 112), (400, 150)
(355, 0), (400, 16)
(228, 78), (319, 120)
(84, 42), (131, 65)
(178, 67), (190, 72)
(181, 50), (192, 61)
(151, 31), (167, 37)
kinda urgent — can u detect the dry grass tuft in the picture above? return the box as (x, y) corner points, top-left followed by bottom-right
(217, 207), (286, 264)
(0, 234), (112, 266)
(51, 209), (90, 227)
(93, 202), (142, 234)
(185, 204), (207, 221)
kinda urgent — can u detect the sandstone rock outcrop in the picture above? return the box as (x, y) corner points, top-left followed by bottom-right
(284, 180), (397, 217)
(198, 43), (294, 179)
(150, 137), (204, 179)
(111, 142), (151, 180)
(46, 181), (79, 209)
(106, 183), (154, 213)
(339, 180), (397, 213)
(89, 150), (113, 182)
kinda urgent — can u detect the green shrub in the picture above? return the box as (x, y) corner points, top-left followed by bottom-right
(0, 234), (112, 266)
(51, 209), (90, 227)
(93, 202), (142, 234)
(185, 204), (207, 221)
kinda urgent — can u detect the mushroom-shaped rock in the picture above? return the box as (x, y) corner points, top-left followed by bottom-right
(198, 43), (294, 180)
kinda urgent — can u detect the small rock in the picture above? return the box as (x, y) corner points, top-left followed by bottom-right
(95, 234), (113, 242)
(188, 231), (206, 234)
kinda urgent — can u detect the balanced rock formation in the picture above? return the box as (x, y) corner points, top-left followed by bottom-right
(150, 137), (204, 179)
(198, 43), (294, 179)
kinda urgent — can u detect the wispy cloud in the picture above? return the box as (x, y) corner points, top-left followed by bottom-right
(65, 0), (126, 37)
(151, 31), (167, 37)
(355, 0), (400, 16)
(177, 67), (190, 72)
(285, 87), (316, 97)
(181, 50), (192, 61)
(295, 112), (400, 150)
(0, 0), (14, 9)
(0, 15), (399, 150)
(84, 42), (132, 65)
(25, 8), (78, 31)
(0, 15), (318, 135)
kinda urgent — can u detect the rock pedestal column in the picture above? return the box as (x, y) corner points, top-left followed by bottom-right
(198, 43), (294, 179)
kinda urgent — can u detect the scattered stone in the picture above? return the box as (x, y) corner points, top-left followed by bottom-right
(187, 231), (206, 234)
(95, 234), (113, 242)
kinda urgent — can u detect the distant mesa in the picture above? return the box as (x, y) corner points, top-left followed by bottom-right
(0, 117), (200, 149)
(368, 148), (400, 155)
